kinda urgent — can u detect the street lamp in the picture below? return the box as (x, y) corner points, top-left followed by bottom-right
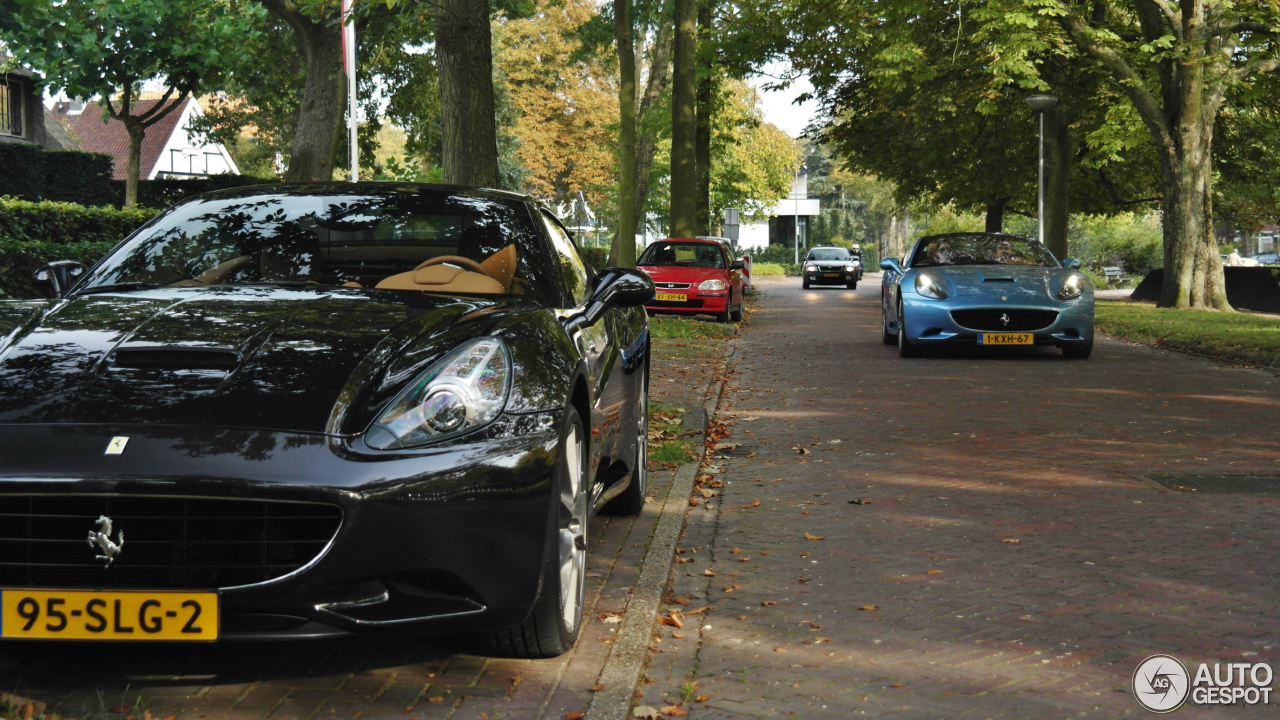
(1025, 93), (1058, 247)
(792, 164), (807, 264)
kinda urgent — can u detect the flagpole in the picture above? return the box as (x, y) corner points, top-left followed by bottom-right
(342, 0), (358, 182)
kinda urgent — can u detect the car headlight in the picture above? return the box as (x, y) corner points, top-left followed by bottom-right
(698, 279), (725, 291)
(1058, 273), (1087, 300)
(914, 270), (949, 300)
(844, 265), (856, 272)
(805, 264), (817, 273)
(365, 338), (510, 449)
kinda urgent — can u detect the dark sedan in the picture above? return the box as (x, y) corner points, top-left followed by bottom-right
(0, 183), (654, 658)
(802, 247), (861, 289)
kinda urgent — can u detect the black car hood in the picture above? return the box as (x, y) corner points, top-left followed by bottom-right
(0, 286), (501, 433)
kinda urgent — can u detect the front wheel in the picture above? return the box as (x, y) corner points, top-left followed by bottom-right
(802, 278), (810, 289)
(897, 301), (921, 358)
(730, 298), (743, 322)
(846, 281), (858, 290)
(881, 304), (895, 345)
(1062, 336), (1094, 359)
(487, 406), (589, 658)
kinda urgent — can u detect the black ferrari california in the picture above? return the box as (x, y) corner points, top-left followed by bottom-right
(0, 183), (654, 658)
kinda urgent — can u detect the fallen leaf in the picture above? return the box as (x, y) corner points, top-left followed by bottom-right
(744, 416), (760, 421)
(672, 633), (685, 638)
(699, 488), (719, 498)
(730, 499), (761, 510)
(703, 568), (716, 576)
(689, 497), (701, 507)
(427, 696), (445, 704)
(739, 556), (751, 562)
(598, 611), (624, 623)
(633, 707), (661, 720)
(792, 446), (811, 456)
(1002, 538), (1020, 544)
(722, 584), (741, 593)
(815, 637), (832, 643)
(927, 570), (943, 575)
(676, 557), (695, 564)
(730, 547), (741, 554)
(589, 684), (605, 692)
(695, 694), (710, 703)
(659, 707), (688, 717)
(746, 452), (757, 458)
(774, 647), (786, 653)
(668, 596), (690, 605)
(657, 616), (684, 629)
(761, 600), (776, 606)
(564, 714), (585, 720)
(801, 619), (821, 629)
(760, 551), (770, 555)
(890, 683), (905, 688)
(858, 605), (879, 611)
(804, 532), (824, 540)
(848, 499), (871, 505)
(685, 605), (713, 615)
(714, 442), (741, 451)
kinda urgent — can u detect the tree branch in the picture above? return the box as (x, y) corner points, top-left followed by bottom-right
(1215, 21), (1276, 38)
(1144, 0), (1183, 40)
(1232, 56), (1280, 82)
(1054, 5), (1174, 152)
(135, 86), (177, 124)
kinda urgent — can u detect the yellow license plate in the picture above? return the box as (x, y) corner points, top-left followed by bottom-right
(655, 292), (687, 302)
(823, 273), (840, 277)
(2, 589), (218, 641)
(978, 333), (1033, 345)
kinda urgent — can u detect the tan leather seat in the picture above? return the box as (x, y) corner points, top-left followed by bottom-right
(480, 244), (517, 288)
(376, 263), (505, 294)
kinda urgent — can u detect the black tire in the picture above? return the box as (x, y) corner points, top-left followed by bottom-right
(802, 278), (810, 289)
(846, 281), (858, 290)
(716, 309), (731, 323)
(487, 406), (589, 658)
(1062, 336), (1094, 359)
(729, 299), (743, 322)
(897, 300), (921, 358)
(881, 304), (895, 345)
(602, 360), (648, 515)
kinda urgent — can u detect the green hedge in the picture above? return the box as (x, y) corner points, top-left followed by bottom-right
(0, 197), (160, 245)
(0, 238), (115, 299)
(579, 246), (610, 271)
(0, 144), (117, 207)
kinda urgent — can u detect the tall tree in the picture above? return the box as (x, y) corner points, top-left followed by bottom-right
(436, 0), (500, 186)
(613, 0), (639, 267)
(669, 0), (698, 237)
(694, 0), (715, 236)
(979, 0), (1280, 310)
(0, 0), (259, 206)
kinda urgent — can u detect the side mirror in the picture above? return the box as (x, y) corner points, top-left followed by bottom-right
(33, 260), (86, 298)
(731, 260), (744, 270)
(1062, 257), (1083, 270)
(880, 258), (902, 273)
(584, 268), (654, 324)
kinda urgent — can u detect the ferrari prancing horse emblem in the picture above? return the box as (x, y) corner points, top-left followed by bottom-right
(88, 516), (124, 566)
(105, 436), (129, 455)
(1000, 313), (1011, 327)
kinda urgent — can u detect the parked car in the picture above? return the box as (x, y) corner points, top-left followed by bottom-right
(880, 232), (1095, 359)
(802, 247), (861, 289)
(0, 183), (655, 658)
(1250, 252), (1280, 265)
(637, 238), (745, 323)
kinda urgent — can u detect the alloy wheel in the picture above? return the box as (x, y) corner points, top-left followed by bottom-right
(558, 426), (588, 633)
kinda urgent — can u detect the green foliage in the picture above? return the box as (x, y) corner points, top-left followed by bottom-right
(1068, 214), (1163, 275)
(0, 144), (116, 207)
(0, 238), (116, 299)
(578, 246), (610, 271)
(754, 243), (795, 264)
(0, 197), (159, 245)
(1096, 299), (1280, 368)
(649, 315), (736, 339)
(750, 262), (785, 275)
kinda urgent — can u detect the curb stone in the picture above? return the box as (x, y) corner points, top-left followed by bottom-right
(585, 463), (699, 720)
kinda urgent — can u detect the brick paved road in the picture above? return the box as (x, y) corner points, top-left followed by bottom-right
(0, 338), (728, 720)
(639, 275), (1280, 719)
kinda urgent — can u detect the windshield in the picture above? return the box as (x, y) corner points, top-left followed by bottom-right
(79, 188), (558, 304)
(807, 249), (848, 261)
(638, 242), (726, 269)
(911, 234), (1059, 267)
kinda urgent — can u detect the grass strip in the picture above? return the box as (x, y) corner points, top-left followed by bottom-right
(649, 314), (735, 340)
(1096, 299), (1280, 367)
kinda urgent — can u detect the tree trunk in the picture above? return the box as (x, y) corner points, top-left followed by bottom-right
(1156, 124), (1230, 310)
(669, 0), (698, 238)
(434, 0), (499, 187)
(1044, 104), (1071, 260)
(693, 0), (713, 237)
(609, 0), (638, 269)
(984, 199), (1005, 233)
(123, 120), (144, 208)
(633, 19), (674, 226)
(259, 0), (345, 183)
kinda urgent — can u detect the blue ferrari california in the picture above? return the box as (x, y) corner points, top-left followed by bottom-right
(880, 233), (1094, 359)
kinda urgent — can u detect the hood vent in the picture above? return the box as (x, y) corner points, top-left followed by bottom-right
(983, 278), (1015, 282)
(113, 346), (242, 370)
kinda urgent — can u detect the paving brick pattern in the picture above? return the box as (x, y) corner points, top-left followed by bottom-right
(0, 339), (726, 720)
(638, 276), (1280, 719)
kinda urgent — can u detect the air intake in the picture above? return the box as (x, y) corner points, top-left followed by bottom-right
(113, 346), (241, 370)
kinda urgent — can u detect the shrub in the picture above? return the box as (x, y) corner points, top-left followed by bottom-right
(0, 144), (116, 207)
(0, 197), (160, 245)
(751, 262), (785, 276)
(578, 246), (610, 271)
(0, 238), (116, 299)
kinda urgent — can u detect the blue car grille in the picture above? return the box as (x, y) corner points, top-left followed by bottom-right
(0, 495), (342, 589)
(950, 308), (1059, 332)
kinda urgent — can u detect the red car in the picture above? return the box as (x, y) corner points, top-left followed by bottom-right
(637, 238), (745, 323)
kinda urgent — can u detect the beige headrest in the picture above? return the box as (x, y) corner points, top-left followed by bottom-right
(481, 244), (518, 288)
(375, 264), (505, 294)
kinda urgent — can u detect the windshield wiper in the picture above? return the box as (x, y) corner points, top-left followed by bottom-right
(74, 282), (164, 296)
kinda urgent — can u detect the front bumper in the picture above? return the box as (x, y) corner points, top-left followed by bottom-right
(804, 269), (859, 284)
(0, 413), (562, 640)
(901, 296), (1094, 347)
(645, 292), (729, 315)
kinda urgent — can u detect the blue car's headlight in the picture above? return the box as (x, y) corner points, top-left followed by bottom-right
(365, 338), (511, 450)
(914, 271), (948, 300)
(1058, 273), (1087, 300)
